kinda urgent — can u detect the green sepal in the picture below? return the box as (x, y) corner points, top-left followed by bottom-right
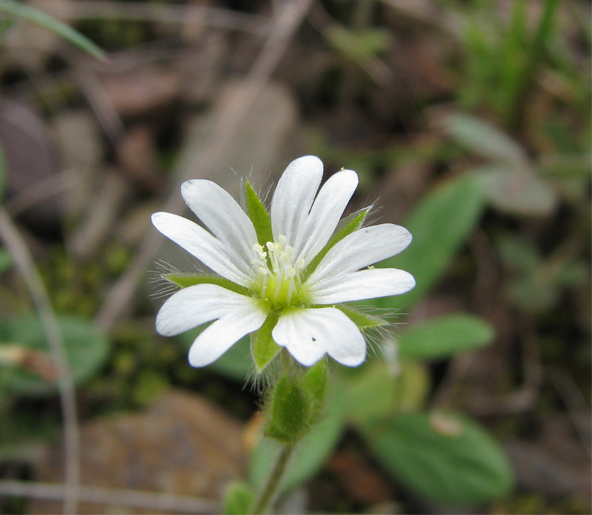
(266, 375), (313, 444)
(303, 207), (369, 279)
(223, 481), (255, 515)
(250, 310), (281, 373)
(244, 180), (273, 247)
(337, 304), (388, 330)
(164, 273), (249, 296)
(303, 359), (328, 422)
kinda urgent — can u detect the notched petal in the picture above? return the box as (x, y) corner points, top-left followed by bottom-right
(272, 307), (366, 367)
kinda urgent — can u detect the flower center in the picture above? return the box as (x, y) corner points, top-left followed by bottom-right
(251, 235), (306, 308)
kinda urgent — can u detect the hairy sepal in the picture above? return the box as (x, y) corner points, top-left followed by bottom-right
(251, 310), (281, 373)
(164, 273), (249, 296)
(266, 375), (313, 444)
(244, 180), (273, 247)
(337, 304), (388, 330)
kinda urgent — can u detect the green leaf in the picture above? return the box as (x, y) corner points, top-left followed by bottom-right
(0, 315), (109, 396)
(362, 412), (513, 506)
(224, 482), (255, 515)
(343, 360), (430, 426)
(326, 26), (391, 64)
(165, 273), (249, 296)
(244, 180), (273, 247)
(478, 165), (557, 216)
(0, 16), (15, 38)
(397, 314), (495, 360)
(536, 153), (592, 178)
(250, 311), (281, 373)
(0, 0), (105, 60)
(509, 273), (560, 313)
(376, 173), (487, 309)
(442, 112), (526, 166)
(0, 249), (12, 274)
(249, 386), (346, 494)
(497, 234), (541, 270)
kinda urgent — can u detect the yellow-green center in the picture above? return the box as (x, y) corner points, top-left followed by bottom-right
(251, 235), (307, 308)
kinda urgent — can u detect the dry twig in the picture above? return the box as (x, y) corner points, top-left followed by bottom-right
(0, 480), (219, 514)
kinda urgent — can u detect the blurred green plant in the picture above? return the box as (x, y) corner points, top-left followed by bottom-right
(441, 111), (590, 314)
(0, 15), (106, 506)
(0, 0), (106, 59)
(442, 112), (558, 216)
(0, 315), (108, 396)
(455, 0), (564, 131)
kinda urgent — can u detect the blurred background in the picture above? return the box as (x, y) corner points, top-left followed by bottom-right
(0, 0), (589, 513)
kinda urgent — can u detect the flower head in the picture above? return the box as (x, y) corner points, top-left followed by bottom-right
(152, 156), (415, 370)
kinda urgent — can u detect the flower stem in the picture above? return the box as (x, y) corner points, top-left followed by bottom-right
(250, 443), (294, 514)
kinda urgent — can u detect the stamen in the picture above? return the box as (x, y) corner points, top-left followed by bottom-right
(252, 235), (305, 307)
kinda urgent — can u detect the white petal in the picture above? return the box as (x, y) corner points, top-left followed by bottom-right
(181, 180), (258, 278)
(152, 212), (253, 287)
(309, 268), (416, 304)
(188, 305), (267, 367)
(271, 156), (323, 250)
(295, 169), (358, 265)
(272, 307), (366, 367)
(155, 283), (261, 336)
(306, 224), (412, 285)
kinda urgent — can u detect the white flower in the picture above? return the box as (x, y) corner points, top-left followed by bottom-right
(152, 155), (415, 369)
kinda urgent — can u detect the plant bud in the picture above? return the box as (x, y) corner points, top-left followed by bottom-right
(265, 375), (312, 443)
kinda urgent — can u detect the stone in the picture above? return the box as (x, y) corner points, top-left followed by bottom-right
(30, 390), (247, 514)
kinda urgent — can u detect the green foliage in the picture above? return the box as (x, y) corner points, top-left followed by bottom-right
(457, 0), (563, 129)
(362, 412), (513, 506)
(478, 165), (557, 216)
(0, 315), (109, 396)
(497, 235), (588, 313)
(325, 26), (391, 65)
(0, 16), (14, 38)
(376, 173), (487, 309)
(224, 481), (255, 515)
(442, 113), (557, 215)
(342, 360), (430, 426)
(397, 313), (495, 360)
(0, 0), (105, 59)
(0, 250), (11, 274)
(443, 112), (526, 166)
